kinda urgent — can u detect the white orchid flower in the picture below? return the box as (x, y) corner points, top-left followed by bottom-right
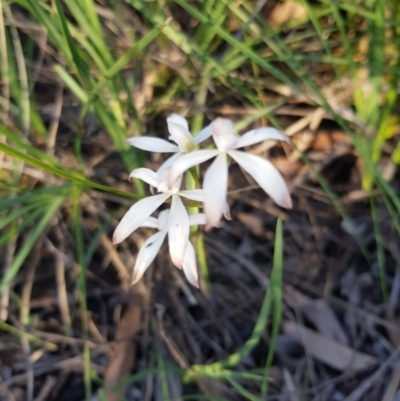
(132, 210), (205, 287)
(126, 113), (212, 173)
(112, 167), (204, 268)
(168, 118), (292, 229)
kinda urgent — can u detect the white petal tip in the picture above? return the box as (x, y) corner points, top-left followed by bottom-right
(279, 195), (293, 209)
(112, 234), (121, 245)
(171, 253), (184, 270)
(279, 133), (291, 144)
(223, 205), (232, 220)
(171, 251), (184, 269)
(191, 280), (199, 289)
(205, 222), (215, 231)
(132, 273), (144, 285)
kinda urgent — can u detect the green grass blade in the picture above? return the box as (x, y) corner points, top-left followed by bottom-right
(53, 65), (88, 103)
(370, 196), (387, 300)
(53, 0), (92, 88)
(184, 219), (284, 382)
(5, 5), (30, 135)
(261, 219), (283, 396)
(73, 192), (92, 401)
(0, 125), (61, 166)
(153, 322), (171, 401)
(0, 196), (64, 293)
(0, 184), (73, 209)
(173, 0), (301, 92)
(22, 0), (71, 64)
(0, 142), (142, 199)
(0, 321), (57, 351)
(80, 20), (170, 118)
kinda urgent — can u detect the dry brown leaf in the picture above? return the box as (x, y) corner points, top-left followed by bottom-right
(342, 349), (400, 401)
(272, 157), (302, 177)
(382, 364), (400, 401)
(237, 212), (264, 236)
(285, 286), (349, 345)
(312, 131), (332, 151)
(283, 368), (300, 401)
(302, 299), (348, 345)
(103, 291), (144, 401)
(331, 130), (352, 143)
(264, 0), (308, 26)
(283, 321), (377, 372)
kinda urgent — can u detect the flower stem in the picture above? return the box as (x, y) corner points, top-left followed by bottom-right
(188, 64), (212, 293)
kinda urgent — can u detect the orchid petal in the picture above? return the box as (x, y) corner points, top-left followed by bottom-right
(211, 118), (238, 152)
(203, 153), (228, 230)
(223, 203), (232, 220)
(158, 209), (170, 231)
(129, 168), (159, 187)
(132, 231), (167, 285)
(139, 216), (159, 229)
(235, 127), (290, 149)
(126, 137), (179, 153)
(189, 213), (206, 226)
(182, 241), (199, 288)
(178, 189), (204, 202)
(167, 113), (189, 130)
(158, 167), (182, 194)
(168, 194), (190, 268)
(167, 122), (193, 152)
(228, 150), (292, 208)
(168, 149), (219, 188)
(113, 193), (170, 244)
(193, 124), (212, 145)
(157, 152), (184, 175)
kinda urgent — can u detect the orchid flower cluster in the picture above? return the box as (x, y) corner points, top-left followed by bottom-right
(113, 114), (292, 288)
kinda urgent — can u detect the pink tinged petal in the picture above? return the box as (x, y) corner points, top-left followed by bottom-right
(235, 127), (290, 149)
(193, 125), (212, 145)
(129, 168), (159, 187)
(168, 149), (220, 189)
(211, 204), (231, 228)
(178, 189), (204, 202)
(211, 118), (238, 152)
(167, 122), (193, 152)
(167, 113), (189, 130)
(203, 153), (228, 230)
(139, 216), (159, 229)
(132, 231), (167, 285)
(113, 193), (170, 245)
(168, 194), (190, 268)
(189, 213), (206, 226)
(228, 150), (292, 209)
(158, 167), (182, 193)
(126, 137), (179, 153)
(223, 203), (232, 220)
(182, 241), (199, 288)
